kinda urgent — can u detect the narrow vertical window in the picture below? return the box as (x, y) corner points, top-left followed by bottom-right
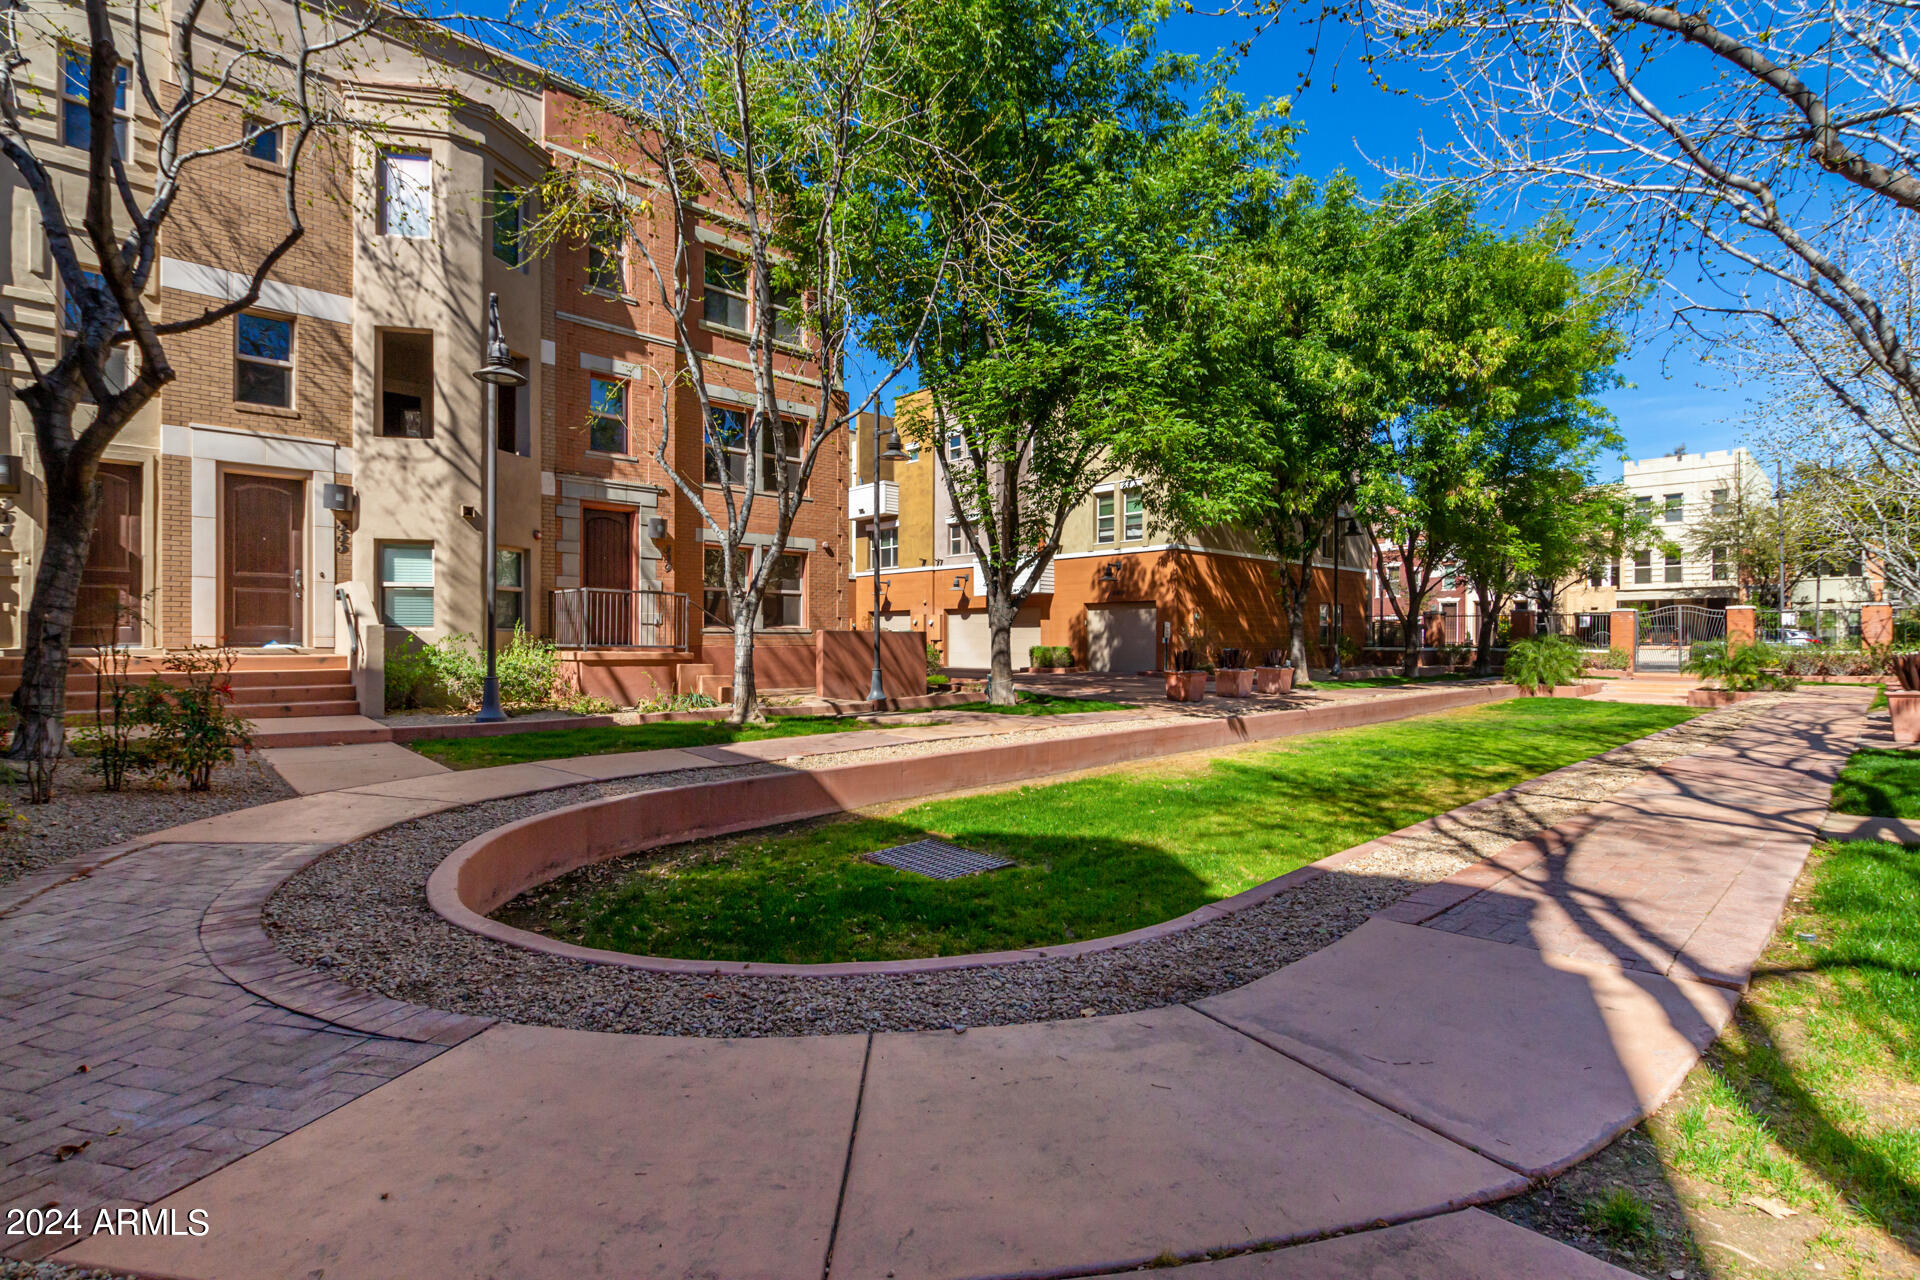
(61, 49), (128, 155)
(379, 150), (433, 238)
(379, 543), (435, 627)
(703, 253), (748, 329)
(1095, 494), (1115, 544)
(243, 116), (280, 165)
(587, 376), (627, 454)
(1123, 490), (1144, 540)
(378, 330), (434, 437)
(494, 549), (524, 629)
(491, 184), (523, 266)
(235, 312), (294, 407)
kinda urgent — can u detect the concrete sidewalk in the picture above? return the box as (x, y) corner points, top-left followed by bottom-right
(10, 689), (1866, 1278)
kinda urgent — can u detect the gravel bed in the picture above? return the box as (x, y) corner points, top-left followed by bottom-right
(264, 697), (1786, 1038)
(0, 1264), (140, 1280)
(1, 755), (291, 890)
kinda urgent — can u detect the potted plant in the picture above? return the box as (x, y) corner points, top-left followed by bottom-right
(1887, 653), (1920, 742)
(1254, 646), (1293, 694)
(1165, 648), (1207, 702)
(1213, 647), (1255, 697)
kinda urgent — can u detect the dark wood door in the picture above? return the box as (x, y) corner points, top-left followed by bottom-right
(223, 473), (303, 646)
(582, 509), (633, 644)
(75, 462), (143, 647)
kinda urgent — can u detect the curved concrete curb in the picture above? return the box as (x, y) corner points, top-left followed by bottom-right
(424, 683), (1637, 978)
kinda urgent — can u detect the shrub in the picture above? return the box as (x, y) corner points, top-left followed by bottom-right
(496, 626), (561, 706)
(1216, 647), (1245, 670)
(77, 632), (160, 791)
(138, 646), (253, 791)
(385, 627), (558, 711)
(1685, 640), (1796, 692)
(1505, 635), (1584, 690)
(926, 639), (943, 677)
(384, 634), (440, 712)
(1029, 644), (1073, 669)
(1594, 647), (1632, 670)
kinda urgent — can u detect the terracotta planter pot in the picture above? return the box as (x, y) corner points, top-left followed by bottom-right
(1890, 689), (1920, 744)
(1213, 668), (1255, 697)
(1254, 666), (1294, 694)
(1164, 671), (1208, 702)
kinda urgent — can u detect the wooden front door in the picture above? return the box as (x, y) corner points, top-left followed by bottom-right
(223, 473), (303, 646)
(74, 462), (143, 647)
(582, 509), (634, 644)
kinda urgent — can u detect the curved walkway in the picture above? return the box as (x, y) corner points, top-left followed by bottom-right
(0, 688), (1867, 1278)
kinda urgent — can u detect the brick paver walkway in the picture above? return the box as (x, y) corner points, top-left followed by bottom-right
(0, 686), (1868, 1278)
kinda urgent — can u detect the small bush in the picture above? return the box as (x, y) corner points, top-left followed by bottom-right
(1505, 635), (1584, 690)
(496, 626), (561, 706)
(926, 639), (943, 677)
(1593, 647), (1632, 670)
(386, 627), (560, 711)
(384, 634), (440, 712)
(1028, 644), (1073, 669)
(138, 646), (253, 791)
(1686, 640), (1796, 692)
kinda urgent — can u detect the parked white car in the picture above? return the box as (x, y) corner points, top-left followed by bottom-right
(1777, 627), (1820, 646)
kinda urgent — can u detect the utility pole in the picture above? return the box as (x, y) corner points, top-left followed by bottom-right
(1776, 458), (1788, 628)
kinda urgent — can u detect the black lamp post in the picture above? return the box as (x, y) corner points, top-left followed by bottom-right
(1331, 514), (1360, 678)
(869, 421), (909, 704)
(472, 293), (527, 723)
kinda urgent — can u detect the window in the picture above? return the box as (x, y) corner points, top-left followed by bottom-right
(947, 521), (968, 556)
(235, 312), (293, 407)
(1635, 495), (1653, 511)
(759, 419), (801, 493)
(1664, 492), (1683, 522)
(494, 548), (524, 629)
(588, 376), (626, 454)
(874, 525), (898, 570)
(706, 407), (748, 484)
(242, 116), (279, 165)
(1123, 490), (1144, 541)
(379, 150), (432, 238)
(1664, 551), (1683, 583)
(61, 49), (128, 155)
(61, 270), (127, 400)
(703, 545), (747, 628)
(1095, 493), (1116, 543)
(772, 283), (802, 346)
(1710, 488), (1729, 518)
(491, 184), (523, 266)
(378, 543), (434, 627)
(1588, 564), (1605, 589)
(1634, 550), (1652, 584)
(761, 552), (804, 628)
(378, 330), (433, 438)
(1711, 546), (1729, 581)
(945, 432), (965, 463)
(703, 253), (747, 330)
(496, 358), (530, 455)
(586, 220), (625, 293)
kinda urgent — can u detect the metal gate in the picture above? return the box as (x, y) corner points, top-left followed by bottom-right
(1636, 604), (1725, 672)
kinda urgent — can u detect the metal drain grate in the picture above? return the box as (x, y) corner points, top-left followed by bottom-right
(863, 840), (1013, 880)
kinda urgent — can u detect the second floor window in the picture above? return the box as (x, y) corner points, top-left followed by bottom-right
(1095, 493), (1115, 544)
(587, 221), (625, 293)
(1711, 546), (1729, 581)
(874, 525), (898, 569)
(772, 284), (802, 345)
(588, 376), (627, 454)
(761, 552), (805, 628)
(760, 418), (801, 492)
(947, 522), (968, 556)
(61, 270), (127, 401)
(1664, 493), (1683, 522)
(61, 49), (128, 155)
(946, 432), (965, 463)
(706, 407), (748, 484)
(378, 329), (433, 437)
(1634, 550), (1652, 584)
(1123, 490), (1144, 541)
(380, 150), (432, 237)
(243, 116), (280, 165)
(235, 312), (293, 408)
(492, 185), (524, 266)
(1710, 488), (1729, 517)
(704, 253), (747, 330)
(1664, 551), (1683, 583)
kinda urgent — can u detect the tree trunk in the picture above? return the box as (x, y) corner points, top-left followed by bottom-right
(1401, 608), (1421, 679)
(986, 584), (1018, 706)
(726, 610), (761, 725)
(9, 456), (101, 777)
(1472, 600), (1498, 676)
(1283, 585), (1310, 681)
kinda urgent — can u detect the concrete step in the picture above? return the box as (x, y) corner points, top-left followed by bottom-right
(246, 715), (394, 748)
(58, 682), (353, 711)
(239, 699), (363, 721)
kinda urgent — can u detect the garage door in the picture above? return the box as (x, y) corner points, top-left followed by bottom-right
(1087, 603), (1158, 673)
(943, 608), (1043, 670)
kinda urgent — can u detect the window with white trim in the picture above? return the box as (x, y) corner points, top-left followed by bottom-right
(1633, 550), (1652, 584)
(586, 218), (625, 293)
(874, 525), (898, 570)
(495, 548), (525, 629)
(379, 150), (432, 237)
(61, 270), (127, 401)
(703, 546), (746, 628)
(242, 116), (279, 165)
(703, 252), (747, 330)
(1711, 546), (1729, 581)
(61, 49), (127, 156)
(1123, 490), (1144, 541)
(588, 377), (626, 454)
(945, 432), (965, 463)
(235, 312), (294, 408)
(771, 283), (802, 345)
(761, 551), (805, 628)
(1663, 492), (1683, 522)
(1664, 551), (1683, 583)
(947, 521), (968, 556)
(379, 543), (435, 627)
(706, 406), (749, 484)
(1095, 493), (1115, 544)
(760, 418), (801, 493)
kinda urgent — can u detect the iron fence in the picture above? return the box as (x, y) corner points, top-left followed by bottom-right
(550, 588), (689, 649)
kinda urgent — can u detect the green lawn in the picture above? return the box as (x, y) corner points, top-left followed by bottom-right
(1832, 747), (1920, 817)
(411, 715), (883, 771)
(1648, 838), (1920, 1270)
(948, 692), (1136, 715)
(496, 698), (1695, 963)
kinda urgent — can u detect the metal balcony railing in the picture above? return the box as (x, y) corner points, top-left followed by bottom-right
(550, 588), (689, 649)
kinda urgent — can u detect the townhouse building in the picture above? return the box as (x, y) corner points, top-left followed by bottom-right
(3, 6), (849, 711)
(850, 393), (1366, 673)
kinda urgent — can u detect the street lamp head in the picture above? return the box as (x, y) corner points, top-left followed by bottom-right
(1342, 517), (1361, 538)
(878, 427), (909, 463)
(472, 292), (528, 388)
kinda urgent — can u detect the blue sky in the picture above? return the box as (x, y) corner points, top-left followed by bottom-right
(841, 9), (1755, 481)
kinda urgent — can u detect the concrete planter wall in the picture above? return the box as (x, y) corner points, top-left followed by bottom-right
(1889, 689), (1920, 743)
(1254, 666), (1294, 694)
(1213, 668), (1255, 697)
(1685, 688), (1769, 709)
(1165, 671), (1208, 702)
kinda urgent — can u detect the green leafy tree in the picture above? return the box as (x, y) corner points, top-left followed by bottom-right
(872, 0), (1290, 703)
